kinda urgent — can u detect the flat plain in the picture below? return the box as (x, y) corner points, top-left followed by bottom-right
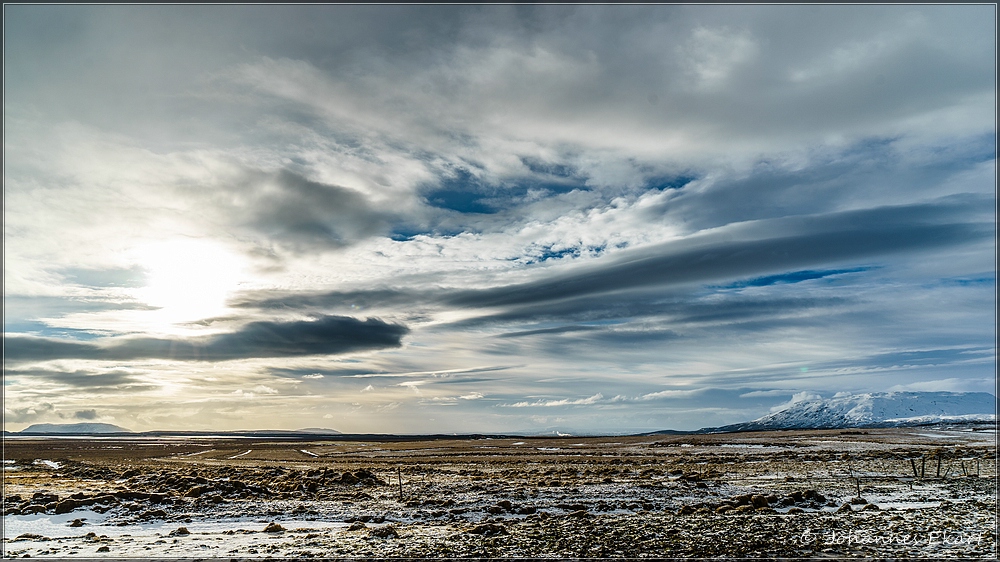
(2, 424), (996, 558)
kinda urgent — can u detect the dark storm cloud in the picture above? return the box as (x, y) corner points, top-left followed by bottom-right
(3, 368), (151, 390)
(74, 409), (98, 420)
(228, 170), (394, 251)
(4, 316), (408, 363)
(473, 293), (850, 332)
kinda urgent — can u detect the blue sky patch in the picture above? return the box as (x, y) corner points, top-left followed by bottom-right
(720, 267), (874, 289)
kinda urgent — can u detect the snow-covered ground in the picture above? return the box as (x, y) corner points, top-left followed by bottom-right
(3, 426), (995, 558)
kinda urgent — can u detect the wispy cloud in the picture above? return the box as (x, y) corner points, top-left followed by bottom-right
(505, 393), (606, 408)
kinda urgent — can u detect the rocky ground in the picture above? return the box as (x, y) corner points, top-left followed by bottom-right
(2, 424), (996, 558)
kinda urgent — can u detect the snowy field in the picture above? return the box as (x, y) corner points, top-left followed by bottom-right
(3, 424), (995, 558)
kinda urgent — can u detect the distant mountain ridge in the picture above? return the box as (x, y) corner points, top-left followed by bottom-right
(707, 391), (996, 433)
(20, 423), (132, 434)
(295, 427), (343, 434)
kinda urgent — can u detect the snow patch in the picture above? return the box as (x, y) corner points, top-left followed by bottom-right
(723, 391), (996, 431)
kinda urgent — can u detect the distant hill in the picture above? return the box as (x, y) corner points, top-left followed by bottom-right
(295, 427), (343, 434)
(704, 391), (996, 433)
(20, 423), (133, 434)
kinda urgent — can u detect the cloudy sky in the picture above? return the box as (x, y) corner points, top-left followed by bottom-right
(3, 5), (995, 434)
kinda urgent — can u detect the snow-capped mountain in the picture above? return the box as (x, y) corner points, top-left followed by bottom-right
(19, 423), (132, 434)
(711, 391), (996, 432)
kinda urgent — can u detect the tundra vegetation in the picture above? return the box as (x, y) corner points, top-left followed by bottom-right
(2, 425), (995, 558)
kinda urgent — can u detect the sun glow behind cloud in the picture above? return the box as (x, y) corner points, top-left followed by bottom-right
(130, 240), (247, 333)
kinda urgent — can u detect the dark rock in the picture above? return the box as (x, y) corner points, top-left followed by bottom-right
(347, 522), (367, 531)
(53, 499), (85, 515)
(467, 523), (507, 536)
(837, 503), (854, 513)
(140, 509), (167, 519)
(849, 497), (867, 505)
(262, 522), (285, 533)
(169, 527), (190, 536)
(369, 525), (398, 539)
(803, 490), (826, 503)
(32, 492), (59, 504)
(184, 486), (208, 498)
(750, 495), (769, 508)
(69, 519), (85, 527)
(731, 494), (752, 506)
(96, 546), (110, 553)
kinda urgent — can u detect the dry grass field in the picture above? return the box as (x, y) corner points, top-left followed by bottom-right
(2, 424), (996, 558)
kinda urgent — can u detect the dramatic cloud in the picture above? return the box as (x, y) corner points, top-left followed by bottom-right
(223, 169), (397, 252)
(4, 316), (408, 363)
(233, 196), (989, 316)
(3, 5), (994, 433)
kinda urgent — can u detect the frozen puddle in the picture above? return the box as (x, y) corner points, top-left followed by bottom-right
(5, 510), (111, 540)
(4, 512), (353, 558)
(876, 501), (941, 510)
(913, 433), (966, 439)
(5, 510), (349, 541)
